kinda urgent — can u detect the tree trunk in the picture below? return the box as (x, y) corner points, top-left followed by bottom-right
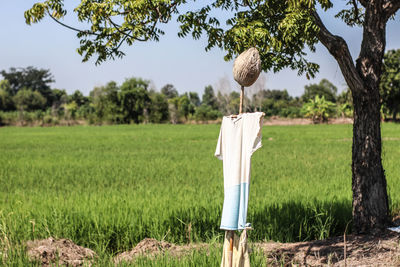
(312, 0), (394, 233)
(351, 87), (389, 233)
(352, 2), (389, 233)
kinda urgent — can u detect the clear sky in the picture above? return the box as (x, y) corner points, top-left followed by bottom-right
(0, 1), (399, 97)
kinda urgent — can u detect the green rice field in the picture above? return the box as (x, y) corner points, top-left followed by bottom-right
(1, 123), (400, 265)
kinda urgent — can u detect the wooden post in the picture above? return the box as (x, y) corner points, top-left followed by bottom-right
(226, 86), (244, 266)
(239, 85), (244, 114)
(227, 230), (234, 267)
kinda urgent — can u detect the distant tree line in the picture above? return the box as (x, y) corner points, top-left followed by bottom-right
(0, 49), (399, 126)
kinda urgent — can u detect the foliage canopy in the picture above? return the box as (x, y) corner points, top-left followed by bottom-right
(25, 0), (338, 77)
(302, 78), (338, 103)
(302, 95), (335, 123)
(380, 49), (400, 120)
(0, 66), (55, 108)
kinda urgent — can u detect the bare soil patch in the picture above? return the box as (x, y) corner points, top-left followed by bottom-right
(26, 237), (96, 266)
(257, 231), (400, 266)
(263, 117), (353, 126)
(25, 232), (400, 266)
(114, 238), (206, 264)
(115, 232), (400, 266)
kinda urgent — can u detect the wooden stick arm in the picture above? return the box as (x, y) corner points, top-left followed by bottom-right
(239, 86), (244, 114)
(230, 112), (265, 118)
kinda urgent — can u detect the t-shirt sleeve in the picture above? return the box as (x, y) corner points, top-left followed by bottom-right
(245, 113), (264, 155)
(215, 123), (223, 160)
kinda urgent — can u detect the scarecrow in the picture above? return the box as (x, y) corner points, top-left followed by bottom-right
(215, 48), (264, 267)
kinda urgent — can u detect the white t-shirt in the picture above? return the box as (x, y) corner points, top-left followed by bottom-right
(215, 112), (264, 230)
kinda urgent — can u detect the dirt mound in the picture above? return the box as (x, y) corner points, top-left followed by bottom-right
(256, 230), (400, 266)
(26, 237), (96, 266)
(25, 232), (400, 266)
(114, 238), (206, 264)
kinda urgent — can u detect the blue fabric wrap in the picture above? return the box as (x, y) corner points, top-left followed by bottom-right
(220, 183), (250, 230)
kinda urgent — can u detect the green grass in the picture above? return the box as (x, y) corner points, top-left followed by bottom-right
(1, 123), (400, 265)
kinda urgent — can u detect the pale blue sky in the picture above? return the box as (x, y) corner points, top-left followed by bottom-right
(0, 1), (399, 97)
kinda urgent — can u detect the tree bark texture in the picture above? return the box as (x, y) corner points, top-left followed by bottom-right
(351, 84), (388, 233)
(311, 0), (400, 233)
(351, 1), (389, 233)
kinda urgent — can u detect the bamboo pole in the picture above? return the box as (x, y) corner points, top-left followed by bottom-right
(239, 85), (244, 114)
(228, 230), (234, 267)
(226, 86), (244, 267)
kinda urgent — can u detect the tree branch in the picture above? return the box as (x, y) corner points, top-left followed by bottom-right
(49, 14), (96, 36)
(113, 31), (132, 52)
(312, 11), (365, 93)
(50, 13), (149, 42)
(352, 0), (360, 21)
(107, 18), (136, 40)
(358, 0), (368, 8)
(383, 0), (400, 20)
